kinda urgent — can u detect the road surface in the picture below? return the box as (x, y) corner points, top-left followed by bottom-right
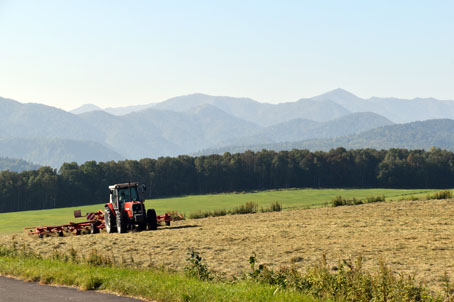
(0, 276), (143, 302)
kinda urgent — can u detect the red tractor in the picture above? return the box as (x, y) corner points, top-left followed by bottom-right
(104, 182), (158, 233)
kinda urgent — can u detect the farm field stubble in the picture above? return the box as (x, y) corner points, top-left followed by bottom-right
(0, 188), (440, 234)
(3, 199), (454, 292)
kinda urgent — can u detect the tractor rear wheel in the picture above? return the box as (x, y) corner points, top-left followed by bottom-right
(147, 209), (157, 230)
(117, 211), (128, 233)
(104, 208), (116, 233)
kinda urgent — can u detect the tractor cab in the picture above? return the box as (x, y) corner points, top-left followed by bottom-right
(109, 182), (144, 210)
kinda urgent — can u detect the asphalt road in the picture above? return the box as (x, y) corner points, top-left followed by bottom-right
(0, 276), (143, 302)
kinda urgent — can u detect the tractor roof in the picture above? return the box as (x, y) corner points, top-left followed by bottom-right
(109, 182), (139, 189)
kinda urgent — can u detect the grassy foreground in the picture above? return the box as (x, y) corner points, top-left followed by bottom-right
(0, 256), (313, 302)
(0, 240), (445, 302)
(0, 188), (441, 233)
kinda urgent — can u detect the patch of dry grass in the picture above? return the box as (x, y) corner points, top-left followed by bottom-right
(3, 199), (454, 291)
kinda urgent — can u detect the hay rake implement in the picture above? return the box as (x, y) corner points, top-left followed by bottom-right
(25, 210), (105, 238)
(25, 182), (183, 237)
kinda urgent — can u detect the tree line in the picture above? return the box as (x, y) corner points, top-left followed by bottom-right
(1, 147), (454, 213)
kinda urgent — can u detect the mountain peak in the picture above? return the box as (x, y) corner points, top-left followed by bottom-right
(318, 88), (359, 99)
(311, 88), (368, 113)
(70, 104), (102, 115)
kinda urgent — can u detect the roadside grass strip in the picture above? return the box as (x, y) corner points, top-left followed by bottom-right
(0, 255), (316, 302)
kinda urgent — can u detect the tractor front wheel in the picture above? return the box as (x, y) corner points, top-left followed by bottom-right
(104, 208), (116, 233)
(117, 211), (128, 234)
(147, 209), (158, 230)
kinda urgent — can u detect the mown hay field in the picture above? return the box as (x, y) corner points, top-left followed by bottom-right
(3, 198), (454, 291)
(0, 188), (439, 234)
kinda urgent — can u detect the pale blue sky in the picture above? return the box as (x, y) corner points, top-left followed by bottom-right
(0, 1), (453, 110)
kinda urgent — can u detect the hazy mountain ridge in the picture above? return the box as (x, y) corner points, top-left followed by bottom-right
(78, 104), (261, 158)
(199, 119), (454, 154)
(0, 97), (103, 142)
(71, 89), (454, 125)
(222, 112), (394, 146)
(0, 138), (124, 168)
(138, 104), (261, 152)
(158, 89), (454, 124)
(366, 97), (454, 123)
(0, 157), (41, 172)
(316, 89), (454, 123)
(78, 110), (181, 159)
(153, 93), (351, 126)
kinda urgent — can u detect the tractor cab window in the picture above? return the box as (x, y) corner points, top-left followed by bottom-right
(118, 187), (140, 205)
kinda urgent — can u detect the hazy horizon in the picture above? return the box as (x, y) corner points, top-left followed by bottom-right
(3, 88), (454, 113)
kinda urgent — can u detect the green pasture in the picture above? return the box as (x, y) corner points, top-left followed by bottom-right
(0, 188), (442, 234)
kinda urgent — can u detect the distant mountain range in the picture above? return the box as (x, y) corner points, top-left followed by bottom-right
(72, 89), (454, 124)
(199, 119), (454, 155)
(2, 89), (454, 168)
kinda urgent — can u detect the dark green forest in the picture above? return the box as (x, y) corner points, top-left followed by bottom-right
(1, 147), (453, 213)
